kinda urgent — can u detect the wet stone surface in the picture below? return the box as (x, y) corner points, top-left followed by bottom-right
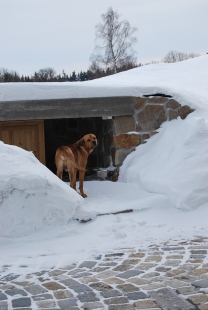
(125, 291), (149, 300)
(57, 297), (77, 308)
(117, 270), (144, 279)
(12, 297), (31, 308)
(149, 288), (196, 309)
(1, 242), (208, 309)
(32, 293), (54, 300)
(100, 289), (122, 298)
(79, 261), (97, 269)
(77, 291), (99, 302)
(5, 288), (27, 296)
(0, 294), (7, 301)
(192, 279), (208, 288)
(24, 284), (48, 295)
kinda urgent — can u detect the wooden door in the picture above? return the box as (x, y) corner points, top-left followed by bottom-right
(0, 120), (45, 164)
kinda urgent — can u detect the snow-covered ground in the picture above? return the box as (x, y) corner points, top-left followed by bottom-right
(1, 55), (208, 274)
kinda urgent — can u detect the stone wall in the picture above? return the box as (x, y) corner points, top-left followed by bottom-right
(111, 96), (194, 166)
(43, 96), (195, 177)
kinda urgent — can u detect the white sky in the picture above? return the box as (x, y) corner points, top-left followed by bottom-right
(0, 0), (207, 76)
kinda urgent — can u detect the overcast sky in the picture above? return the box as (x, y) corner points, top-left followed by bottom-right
(0, 0), (207, 76)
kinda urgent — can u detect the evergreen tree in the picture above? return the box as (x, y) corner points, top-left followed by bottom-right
(70, 71), (77, 81)
(79, 71), (84, 81)
(83, 71), (88, 81)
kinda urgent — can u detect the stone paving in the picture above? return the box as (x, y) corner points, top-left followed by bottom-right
(1, 240), (208, 310)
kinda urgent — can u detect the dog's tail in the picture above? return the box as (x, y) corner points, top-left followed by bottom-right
(56, 146), (86, 172)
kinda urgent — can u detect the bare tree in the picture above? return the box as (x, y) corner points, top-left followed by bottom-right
(88, 60), (105, 79)
(33, 67), (56, 82)
(163, 50), (200, 63)
(145, 60), (159, 65)
(90, 7), (138, 74)
(0, 68), (20, 82)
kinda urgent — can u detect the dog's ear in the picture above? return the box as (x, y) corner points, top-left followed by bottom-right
(77, 139), (84, 147)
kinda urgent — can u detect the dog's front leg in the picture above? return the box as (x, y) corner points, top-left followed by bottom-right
(79, 171), (87, 198)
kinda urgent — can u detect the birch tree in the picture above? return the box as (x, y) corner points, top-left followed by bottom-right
(90, 7), (138, 74)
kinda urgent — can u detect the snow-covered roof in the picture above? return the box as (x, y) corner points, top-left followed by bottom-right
(0, 55), (208, 112)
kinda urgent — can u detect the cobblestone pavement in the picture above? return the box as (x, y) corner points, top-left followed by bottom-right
(1, 240), (208, 310)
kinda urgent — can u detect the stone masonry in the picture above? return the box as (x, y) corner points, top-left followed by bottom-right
(43, 96), (195, 172)
(1, 239), (208, 309)
(0, 94), (195, 174)
(111, 96), (195, 166)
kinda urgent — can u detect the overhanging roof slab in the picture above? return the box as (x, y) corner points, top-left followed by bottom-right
(0, 96), (135, 121)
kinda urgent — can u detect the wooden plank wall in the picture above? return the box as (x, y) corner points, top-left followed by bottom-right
(0, 120), (45, 165)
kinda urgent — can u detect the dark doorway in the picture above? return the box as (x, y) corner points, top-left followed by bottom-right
(44, 117), (113, 178)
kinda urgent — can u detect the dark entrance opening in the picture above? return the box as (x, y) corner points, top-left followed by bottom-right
(44, 117), (113, 179)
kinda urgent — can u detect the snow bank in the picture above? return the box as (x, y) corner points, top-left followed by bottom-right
(0, 142), (83, 237)
(119, 113), (208, 210)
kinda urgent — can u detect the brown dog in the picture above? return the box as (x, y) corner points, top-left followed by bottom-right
(55, 134), (97, 197)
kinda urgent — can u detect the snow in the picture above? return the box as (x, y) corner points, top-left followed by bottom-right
(0, 55), (208, 112)
(1, 55), (208, 274)
(0, 142), (83, 238)
(120, 115), (208, 210)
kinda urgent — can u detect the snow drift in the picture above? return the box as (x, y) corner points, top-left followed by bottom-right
(119, 114), (208, 210)
(0, 142), (83, 237)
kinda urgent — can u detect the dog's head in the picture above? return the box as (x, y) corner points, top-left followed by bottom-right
(77, 134), (98, 152)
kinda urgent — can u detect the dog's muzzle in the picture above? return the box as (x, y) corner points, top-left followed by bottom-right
(92, 140), (97, 147)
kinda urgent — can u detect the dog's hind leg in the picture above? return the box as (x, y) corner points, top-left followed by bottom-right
(56, 162), (64, 180)
(68, 165), (77, 192)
